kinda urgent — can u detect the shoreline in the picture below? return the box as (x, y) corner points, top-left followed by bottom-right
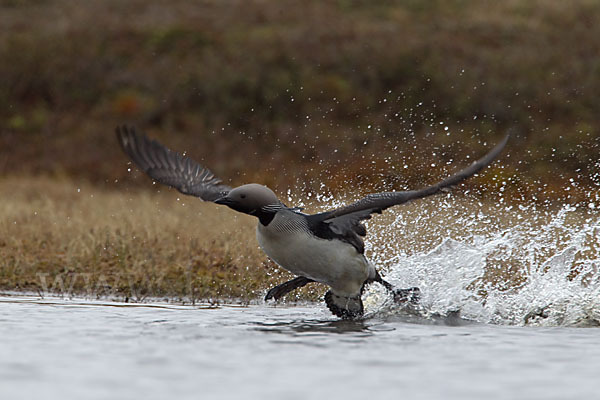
(2, 175), (597, 302)
(0, 290), (316, 308)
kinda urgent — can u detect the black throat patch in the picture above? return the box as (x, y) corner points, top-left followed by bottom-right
(255, 209), (276, 226)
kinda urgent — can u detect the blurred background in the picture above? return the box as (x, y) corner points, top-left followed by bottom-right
(1, 0), (599, 203)
(2, 5), (600, 396)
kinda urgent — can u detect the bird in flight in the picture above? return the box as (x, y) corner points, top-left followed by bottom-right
(116, 126), (508, 319)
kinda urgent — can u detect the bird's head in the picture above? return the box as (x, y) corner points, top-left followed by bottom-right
(214, 184), (280, 217)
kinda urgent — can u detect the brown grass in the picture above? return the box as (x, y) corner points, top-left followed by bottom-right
(0, 176), (318, 302)
(2, 175), (596, 301)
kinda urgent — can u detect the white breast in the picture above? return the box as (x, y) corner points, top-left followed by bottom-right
(256, 212), (371, 296)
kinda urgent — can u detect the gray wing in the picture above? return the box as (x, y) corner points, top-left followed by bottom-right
(310, 134), (509, 243)
(116, 125), (231, 201)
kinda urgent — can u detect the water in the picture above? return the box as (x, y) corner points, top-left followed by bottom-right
(0, 295), (598, 400)
(361, 198), (600, 327)
(2, 195), (600, 399)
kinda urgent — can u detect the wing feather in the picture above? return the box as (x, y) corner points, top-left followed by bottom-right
(116, 125), (231, 201)
(316, 133), (509, 221)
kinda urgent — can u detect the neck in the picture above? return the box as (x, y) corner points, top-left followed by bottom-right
(255, 209), (276, 226)
(253, 203), (286, 226)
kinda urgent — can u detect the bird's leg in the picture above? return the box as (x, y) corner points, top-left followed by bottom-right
(367, 270), (420, 305)
(264, 276), (315, 301)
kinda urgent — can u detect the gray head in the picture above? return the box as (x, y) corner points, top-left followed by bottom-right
(214, 184), (280, 216)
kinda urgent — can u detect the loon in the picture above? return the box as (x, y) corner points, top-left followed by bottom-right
(116, 125), (508, 319)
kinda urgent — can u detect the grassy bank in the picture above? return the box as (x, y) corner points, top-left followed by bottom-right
(1, 0), (599, 203)
(2, 176), (596, 301)
(0, 176), (312, 302)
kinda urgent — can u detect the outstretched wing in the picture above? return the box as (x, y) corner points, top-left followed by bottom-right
(307, 134), (509, 253)
(116, 125), (231, 201)
(318, 134), (508, 220)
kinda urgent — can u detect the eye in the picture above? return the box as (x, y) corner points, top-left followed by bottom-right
(240, 194), (246, 199)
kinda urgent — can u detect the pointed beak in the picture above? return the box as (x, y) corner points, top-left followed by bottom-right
(214, 196), (233, 206)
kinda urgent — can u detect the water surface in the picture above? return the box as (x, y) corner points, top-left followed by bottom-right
(1, 295), (598, 400)
(3, 194), (600, 399)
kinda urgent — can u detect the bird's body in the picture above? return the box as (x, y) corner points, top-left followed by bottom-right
(256, 209), (373, 296)
(116, 125), (509, 319)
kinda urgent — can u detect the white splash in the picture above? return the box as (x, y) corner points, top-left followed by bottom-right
(363, 197), (600, 327)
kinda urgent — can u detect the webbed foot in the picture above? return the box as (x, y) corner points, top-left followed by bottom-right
(324, 291), (364, 319)
(392, 287), (420, 305)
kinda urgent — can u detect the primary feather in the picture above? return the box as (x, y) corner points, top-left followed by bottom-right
(116, 125), (231, 201)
